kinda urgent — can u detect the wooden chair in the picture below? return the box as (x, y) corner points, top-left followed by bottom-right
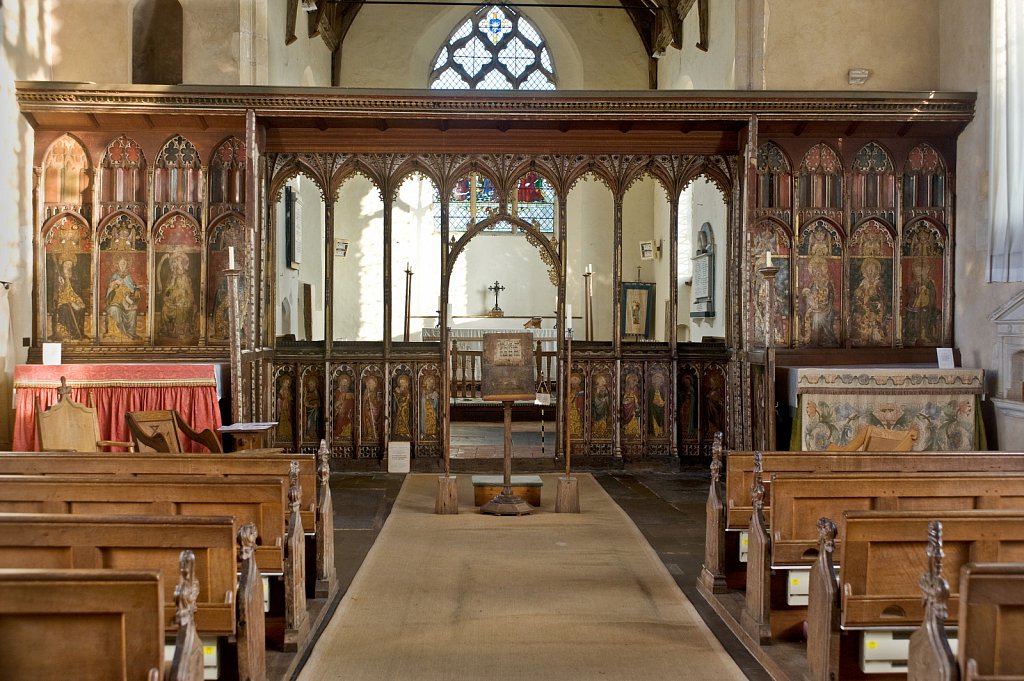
(34, 376), (134, 452)
(126, 409), (223, 453)
(826, 425), (917, 452)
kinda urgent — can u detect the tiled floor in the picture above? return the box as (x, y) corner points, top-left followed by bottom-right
(308, 466), (772, 681)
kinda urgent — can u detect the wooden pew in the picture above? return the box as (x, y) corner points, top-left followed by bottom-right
(0, 449), (318, 534)
(0, 564), (203, 681)
(909, 560), (1024, 681)
(700, 444), (1024, 596)
(806, 511), (1024, 681)
(0, 513), (266, 680)
(741, 472), (1024, 644)
(0, 472), (309, 651)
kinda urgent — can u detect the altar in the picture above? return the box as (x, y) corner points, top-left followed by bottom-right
(13, 364), (222, 452)
(792, 367), (986, 451)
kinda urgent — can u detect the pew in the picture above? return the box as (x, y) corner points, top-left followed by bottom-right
(0, 449), (317, 531)
(807, 512), (1024, 681)
(0, 564), (203, 681)
(0, 472), (309, 651)
(0, 513), (266, 681)
(741, 471), (1024, 644)
(909, 560), (1024, 681)
(699, 443), (1024, 596)
(0, 444), (336, 599)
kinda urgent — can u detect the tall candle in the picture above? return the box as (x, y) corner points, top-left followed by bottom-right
(228, 246), (235, 269)
(586, 263), (593, 274)
(566, 303), (573, 330)
(764, 250), (771, 268)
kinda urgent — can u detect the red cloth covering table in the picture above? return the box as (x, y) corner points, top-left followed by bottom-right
(13, 364), (221, 452)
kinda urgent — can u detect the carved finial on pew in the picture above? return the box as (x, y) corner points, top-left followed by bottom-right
(751, 451), (764, 512)
(318, 439), (330, 487)
(174, 550), (199, 627)
(908, 520), (956, 681)
(169, 550), (204, 681)
(920, 520), (949, 620)
(235, 522), (266, 681)
(711, 431), (724, 482)
(289, 460), (301, 514)
(816, 516), (837, 555)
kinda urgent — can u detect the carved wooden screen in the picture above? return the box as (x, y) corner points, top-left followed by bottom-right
(851, 142), (896, 224)
(795, 218), (843, 348)
(154, 135), (202, 222)
(797, 143), (843, 212)
(209, 137), (246, 222)
(903, 143), (946, 213)
(98, 212), (149, 344)
(330, 364), (357, 456)
(299, 365), (325, 448)
(206, 214), (244, 344)
(42, 135), (91, 222)
(756, 142), (792, 212)
(390, 364), (414, 441)
(42, 214), (93, 343)
(848, 219), (895, 347)
(153, 213), (202, 345)
(98, 135), (146, 222)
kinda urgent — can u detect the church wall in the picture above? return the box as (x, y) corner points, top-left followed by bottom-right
(657, 0), (736, 90)
(267, 3), (332, 87)
(757, 0), (939, 91)
(567, 177), (614, 341)
(938, 0), (1024, 450)
(623, 178), (660, 339)
(687, 178), (727, 342)
(180, 0), (241, 85)
(337, 2), (647, 89)
(1, 2), (51, 448)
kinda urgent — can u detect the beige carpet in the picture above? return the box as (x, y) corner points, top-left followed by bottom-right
(297, 473), (748, 681)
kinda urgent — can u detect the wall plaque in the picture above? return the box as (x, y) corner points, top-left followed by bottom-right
(481, 332), (535, 401)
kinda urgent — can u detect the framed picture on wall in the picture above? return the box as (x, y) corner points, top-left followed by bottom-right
(621, 282), (655, 339)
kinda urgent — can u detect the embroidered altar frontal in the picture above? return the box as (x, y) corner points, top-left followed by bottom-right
(796, 367), (985, 451)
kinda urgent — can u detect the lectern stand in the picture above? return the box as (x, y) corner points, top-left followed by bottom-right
(480, 400), (533, 516)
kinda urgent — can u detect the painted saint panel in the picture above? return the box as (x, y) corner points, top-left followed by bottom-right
(901, 221), (946, 347)
(98, 213), (148, 343)
(701, 363), (727, 440)
(300, 367), (324, 444)
(274, 368), (296, 447)
(589, 363), (614, 442)
(646, 363), (670, 442)
(154, 214), (202, 345)
(750, 220), (792, 347)
(567, 363), (586, 442)
(796, 219), (843, 348)
(677, 364), (700, 445)
(331, 365), (356, 446)
(390, 364), (414, 441)
(620, 362), (643, 443)
(359, 367), (385, 449)
(848, 219), (895, 347)
(207, 214), (244, 344)
(418, 365), (441, 444)
(43, 214), (92, 342)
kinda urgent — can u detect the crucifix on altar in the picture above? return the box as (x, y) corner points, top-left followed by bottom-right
(488, 280), (505, 317)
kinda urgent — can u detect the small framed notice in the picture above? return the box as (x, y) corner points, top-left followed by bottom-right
(388, 441), (411, 474)
(480, 332), (535, 401)
(937, 347), (955, 369)
(42, 342), (62, 366)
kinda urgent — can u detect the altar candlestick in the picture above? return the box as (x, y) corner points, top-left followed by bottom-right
(566, 303), (573, 331)
(228, 246), (235, 269)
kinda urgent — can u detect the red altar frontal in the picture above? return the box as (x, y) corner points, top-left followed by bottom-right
(13, 364), (222, 452)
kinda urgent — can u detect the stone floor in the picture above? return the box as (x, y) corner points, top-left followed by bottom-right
(282, 465), (773, 680)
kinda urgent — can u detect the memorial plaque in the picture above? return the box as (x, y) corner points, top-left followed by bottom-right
(481, 332), (535, 401)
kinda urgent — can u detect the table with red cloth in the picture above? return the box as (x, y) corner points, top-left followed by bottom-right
(13, 364), (222, 452)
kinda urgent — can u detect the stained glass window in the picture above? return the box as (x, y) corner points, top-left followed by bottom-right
(432, 172), (555, 233)
(429, 5), (555, 90)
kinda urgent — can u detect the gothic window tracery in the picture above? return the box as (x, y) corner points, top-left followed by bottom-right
(903, 143), (947, 211)
(43, 135), (91, 220)
(429, 5), (556, 90)
(755, 142), (792, 210)
(99, 135), (147, 221)
(154, 135), (202, 221)
(851, 142), (895, 223)
(797, 143), (843, 209)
